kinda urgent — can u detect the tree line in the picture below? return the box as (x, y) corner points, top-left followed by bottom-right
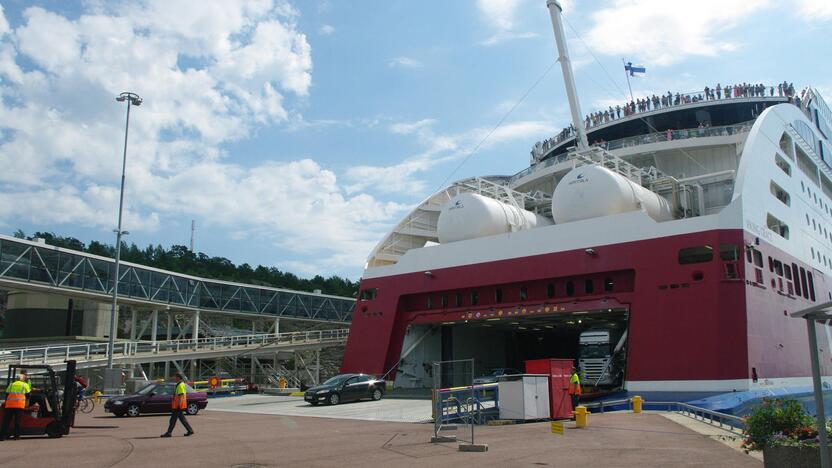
(12, 230), (359, 298)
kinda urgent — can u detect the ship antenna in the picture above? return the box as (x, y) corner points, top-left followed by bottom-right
(546, 0), (589, 152)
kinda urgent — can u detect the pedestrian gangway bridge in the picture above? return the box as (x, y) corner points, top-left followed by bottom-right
(0, 234), (355, 323)
(0, 328), (349, 378)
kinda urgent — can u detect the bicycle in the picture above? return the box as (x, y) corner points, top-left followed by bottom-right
(76, 397), (95, 414)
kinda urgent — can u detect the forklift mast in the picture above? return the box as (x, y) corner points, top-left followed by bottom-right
(61, 360), (78, 431)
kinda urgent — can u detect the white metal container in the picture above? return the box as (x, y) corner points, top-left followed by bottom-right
(551, 165), (672, 224)
(497, 374), (550, 420)
(437, 192), (551, 244)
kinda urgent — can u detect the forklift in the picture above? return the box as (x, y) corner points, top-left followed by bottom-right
(0, 360), (78, 438)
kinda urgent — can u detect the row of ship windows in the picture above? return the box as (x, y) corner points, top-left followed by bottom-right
(746, 247), (816, 301)
(357, 245), (739, 306)
(423, 278), (616, 309)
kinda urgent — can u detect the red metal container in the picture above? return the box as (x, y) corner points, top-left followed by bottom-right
(525, 358), (574, 420)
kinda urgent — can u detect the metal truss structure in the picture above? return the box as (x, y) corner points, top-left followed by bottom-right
(0, 235), (354, 323)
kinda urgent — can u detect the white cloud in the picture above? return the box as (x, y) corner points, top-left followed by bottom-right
(345, 118), (555, 195)
(318, 24), (335, 35)
(388, 56), (422, 68)
(0, 5), (10, 36)
(797, 0), (832, 20)
(584, 0), (771, 66)
(389, 118), (436, 134)
(477, 0), (538, 45)
(0, 1), (403, 276)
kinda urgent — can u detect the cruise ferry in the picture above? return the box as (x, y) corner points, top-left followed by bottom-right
(341, 1), (832, 397)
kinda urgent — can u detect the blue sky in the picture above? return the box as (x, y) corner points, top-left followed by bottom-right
(0, 0), (830, 279)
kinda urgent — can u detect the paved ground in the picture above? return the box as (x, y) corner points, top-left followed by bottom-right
(208, 394), (433, 422)
(0, 399), (761, 467)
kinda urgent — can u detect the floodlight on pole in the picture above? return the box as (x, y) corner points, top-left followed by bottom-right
(106, 91), (141, 371)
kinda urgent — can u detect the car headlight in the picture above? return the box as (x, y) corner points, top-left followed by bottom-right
(113, 401), (124, 405)
(316, 390), (329, 394)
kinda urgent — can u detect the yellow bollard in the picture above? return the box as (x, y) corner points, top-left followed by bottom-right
(632, 395), (643, 413)
(93, 390), (102, 405)
(575, 405), (588, 428)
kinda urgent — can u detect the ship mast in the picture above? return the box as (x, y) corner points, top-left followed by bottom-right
(546, 0), (589, 151)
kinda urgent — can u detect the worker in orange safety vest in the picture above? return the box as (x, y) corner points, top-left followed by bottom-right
(1, 371), (31, 441)
(568, 366), (582, 413)
(161, 373), (194, 438)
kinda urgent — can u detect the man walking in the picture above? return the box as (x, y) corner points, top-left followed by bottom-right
(1, 371), (31, 441)
(161, 373), (194, 438)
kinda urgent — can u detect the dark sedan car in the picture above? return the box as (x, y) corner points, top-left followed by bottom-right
(104, 382), (208, 417)
(304, 374), (385, 405)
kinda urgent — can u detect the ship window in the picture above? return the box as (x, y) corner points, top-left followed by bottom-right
(584, 280), (594, 294)
(767, 213), (790, 239)
(801, 181), (806, 192)
(780, 133), (795, 160)
(566, 281), (575, 296)
(770, 181), (790, 206)
(775, 154), (791, 176)
(807, 213), (811, 226)
(774, 260), (783, 276)
(604, 277), (614, 292)
(720, 244), (739, 261)
(793, 263), (802, 297)
(797, 146), (820, 185)
(470, 291), (479, 305)
(811, 247), (815, 259)
(808, 271), (816, 301)
(784, 264), (792, 281)
(678, 245), (714, 264)
(753, 250), (763, 268)
(520, 287), (528, 301)
(746, 248), (753, 263)
(495, 289), (503, 303)
(426, 295), (434, 309)
(360, 288), (378, 301)
(455, 293), (462, 307)
(799, 267), (809, 299)
(547, 283), (555, 298)
(441, 294), (448, 307)
(768, 256), (774, 272)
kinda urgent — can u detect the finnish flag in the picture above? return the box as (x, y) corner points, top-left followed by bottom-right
(625, 61), (646, 77)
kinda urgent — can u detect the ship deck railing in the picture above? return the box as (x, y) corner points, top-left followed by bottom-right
(511, 120), (753, 185)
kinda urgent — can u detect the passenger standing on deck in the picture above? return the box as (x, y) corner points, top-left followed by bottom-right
(161, 373), (194, 438)
(0, 371), (31, 441)
(568, 366), (582, 414)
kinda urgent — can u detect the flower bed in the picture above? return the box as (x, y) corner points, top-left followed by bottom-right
(742, 398), (830, 467)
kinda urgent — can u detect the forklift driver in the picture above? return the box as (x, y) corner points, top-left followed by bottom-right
(1, 371), (31, 441)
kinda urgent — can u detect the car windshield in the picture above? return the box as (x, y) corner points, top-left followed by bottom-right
(136, 384), (157, 395)
(323, 375), (352, 386)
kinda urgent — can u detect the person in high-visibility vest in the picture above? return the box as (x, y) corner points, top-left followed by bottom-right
(568, 366), (582, 413)
(161, 373), (194, 438)
(1, 371), (31, 441)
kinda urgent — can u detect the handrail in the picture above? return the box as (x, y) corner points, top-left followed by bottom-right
(579, 398), (744, 434)
(0, 328), (350, 366)
(511, 121), (753, 184)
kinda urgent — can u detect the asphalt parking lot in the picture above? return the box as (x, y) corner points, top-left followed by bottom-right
(0, 396), (761, 468)
(207, 394), (434, 422)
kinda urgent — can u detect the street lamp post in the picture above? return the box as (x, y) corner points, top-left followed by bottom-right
(106, 92), (142, 378)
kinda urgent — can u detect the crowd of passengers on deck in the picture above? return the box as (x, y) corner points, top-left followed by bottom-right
(531, 82), (810, 161)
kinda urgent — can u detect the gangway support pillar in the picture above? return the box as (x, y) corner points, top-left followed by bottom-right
(150, 310), (158, 344)
(192, 310), (200, 346)
(130, 309), (138, 340)
(315, 349), (320, 385)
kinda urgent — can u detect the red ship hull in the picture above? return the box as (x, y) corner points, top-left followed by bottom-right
(342, 228), (829, 392)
